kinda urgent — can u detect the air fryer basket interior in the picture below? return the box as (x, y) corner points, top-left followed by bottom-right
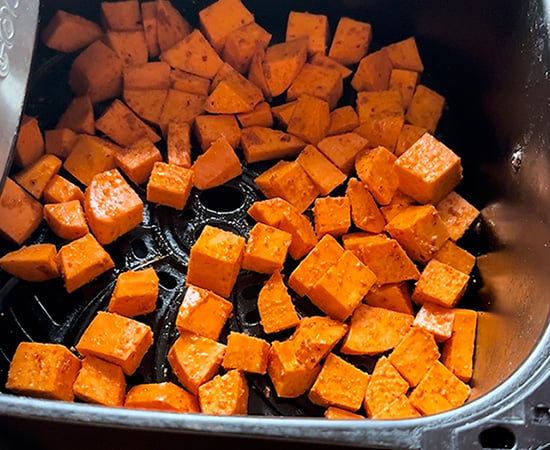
(0, 0), (548, 448)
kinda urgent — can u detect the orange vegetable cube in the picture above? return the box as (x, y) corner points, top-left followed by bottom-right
(56, 96), (95, 135)
(354, 114), (405, 153)
(242, 223), (292, 274)
(158, 90), (206, 134)
(328, 17), (372, 66)
(385, 37), (424, 72)
(14, 115), (44, 168)
(286, 94), (331, 145)
(441, 309), (477, 382)
(194, 115), (241, 151)
(355, 146), (399, 206)
(155, 0), (192, 53)
(222, 332), (270, 374)
(308, 353), (369, 412)
(44, 128), (78, 160)
(345, 178), (386, 234)
(192, 137), (243, 190)
(287, 64), (343, 109)
(379, 189), (416, 223)
(364, 283), (414, 315)
(286, 11), (329, 55)
(0, 243), (59, 282)
(433, 240), (476, 275)
(288, 234), (344, 297)
(176, 285), (233, 341)
(168, 331), (226, 395)
(123, 88), (168, 127)
(351, 48), (393, 92)
(385, 204), (450, 263)
(198, 369), (249, 416)
(103, 30), (148, 67)
(240, 126), (305, 163)
(413, 302), (455, 342)
(115, 138), (162, 185)
(6, 342), (80, 401)
(278, 209), (318, 260)
(409, 361), (470, 415)
(258, 271), (300, 334)
(270, 100), (297, 128)
(73, 356), (126, 407)
(436, 191), (480, 241)
(141, 2), (160, 58)
(41, 10), (103, 53)
(123, 62), (171, 90)
(108, 267), (159, 317)
(100, 0), (141, 31)
(14, 154), (62, 200)
(187, 225), (245, 298)
(405, 85), (445, 133)
(309, 53), (353, 80)
(125, 382), (199, 413)
(247, 197), (295, 228)
(76, 311), (153, 375)
(363, 356), (409, 418)
(356, 90), (404, 124)
(317, 132), (369, 175)
(222, 22), (272, 74)
(327, 105), (359, 136)
(372, 394), (421, 419)
(57, 233), (115, 293)
(0, 178), (43, 245)
(388, 326), (440, 386)
(313, 196), (351, 238)
(167, 122), (192, 168)
(236, 102), (274, 128)
(307, 250), (377, 321)
(170, 69), (211, 95)
(205, 70), (264, 114)
(324, 407), (365, 420)
(389, 69), (419, 109)
(44, 200), (89, 241)
(341, 304), (414, 355)
(146, 162), (194, 210)
(296, 145), (347, 196)
(395, 124), (427, 157)
(411, 259), (470, 308)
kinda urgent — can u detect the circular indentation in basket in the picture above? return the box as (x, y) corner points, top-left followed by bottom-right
(158, 271), (179, 290)
(199, 185), (246, 213)
(131, 238), (149, 259)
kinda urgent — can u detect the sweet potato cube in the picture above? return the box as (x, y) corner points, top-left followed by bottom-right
(240, 126), (305, 163)
(125, 382), (199, 413)
(328, 17), (372, 66)
(161, 29), (223, 80)
(56, 96), (95, 135)
(247, 45), (270, 98)
(115, 138), (162, 185)
(325, 407), (365, 420)
(176, 285), (233, 341)
(441, 309), (477, 382)
(247, 197), (295, 228)
(309, 53), (353, 80)
(436, 191), (480, 241)
(73, 356), (126, 407)
(267, 339), (321, 398)
(413, 302), (455, 342)
(258, 271), (299, 334)
(412, 259), (470, 308)
(287, 64), (343, 109)
(69, 40), (123, 104)
(0, 243), (59, 282)
(395, 124), (428, 157)
(385, 204), (450, 263)
(192, 137), (243, 190)
(124, 89), (169, 126)
(405, 85), (445, 133)
(356, 90), (404, 124)
(141, 2), (160, 58)
(388, 326), (440, 386)
(205, 70), (264, 114)
(327, 105), (359, 136)
(44, 128), (78, 160)
(95, 99), (160, 147)
(345, 178), (386, 234)
(108, 268), (159, 317)
(380, 190), (416, 223)
(308, 353), (369, 412)
(44, 200), (89, 241)
(355, 114), (405, 153)
(156, 0), (192, 52)
(0, 178), (43, 245)
(187, 225), (245, 298)
(194, 115), (241, 151)
(390, 69), (419, 109)
(433, 240), (476, 275)
(41, 10), (103, 53)
(409, 361), (470, 415)
(278, 209), (318, 260)
(76, 311), (153, 375)
(308, 250), (377, 321)
(372, 395), (421, 419)
(287, 94), (330, 145)
(170, 69), (211, 95)
(167, 122), (192, 168)
(341, 304), (414, 355)
(385, 37), (424, 72)
(288, 234), (344, 297)
(168, 332), (226, 395)
(286, 11), (329, 55)
(198, 369), (249, 416)
(14, 154), (62, 200)
(159, 89), (206, 133)
(351, 48), (393, 92)
(296, 145), (346, 196)
(271, 100), (297, 129)
(262, 37), (309, 97)
(6, 342), (80, 402)
(223, 332), (270, 374)
(364, 283), (414, 315)
(317, 133), (369, 175)
(100, 0), (141, 31)
(355, 146), (399, 206)
(313, 196), (351, 238)
(223, 22), (272, 74)
(254, 160), (319, 213)
(237, 102), (273, 128)
(104, 30), (148, 67)
(14, 115), (44, 168)
(290, 316), (348, 369)
(364, 356), (409, 418)
(242, 223), (292, 274)
(84, 169), (144, 245)
(146, 161), (194, 209)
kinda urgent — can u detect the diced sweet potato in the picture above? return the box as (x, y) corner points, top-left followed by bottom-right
(385, 37), (424, 72)
(372, 394), (421, 419)
(222, 22), (272, 74)
(278, 209), (318, 260)
(73, 356), (126, 407)
(108, 267), (159, 317)
(84, 169), (144, 245)
(351, 48), (393, 92)
(123, 89), (169, 126)
(248, 45), (271, 98)
(0, 178), (43, 245)
(328, 17), (372, 66)
(104, 30), (148, 67)
(324, 407), (365, 420)
(56, 96), (95, 135)
(355, 146), (399, 206)
(380, 190), (416, 223)
(205, 70), (264, 114)
(236, 102), (273, 128)
(317, 132), (369, 175)
(14, 115), (44, 168)
(198, 369), (249, 415)
(0, 243), (59, 282)
(390, 69), (419, 109)
(6, 342), (80, 402)
(308, 353), (369, 412)
(395, 124), (427, 157)
(287, 64), (343, 109)
(100, 0), (141, 31)
(125, 382), (199, 413)
(327, 106), (359, 136)
(194, 115), (241, 151)
(441, 309), (477, 382)
(242, 223), (292, 274)
(433, 240), (476, 275)
(258, 271), (300, 334)
(287, 94), (330, 145)
(41, 10), (104, 53)
(413, 302), (455, 342)
(405, 85), (445, 133)
(158, 89), (206, 134)
(364, 283), (414, 315)
(192, 137), (243, 190)
(247, 197), (295, 228)
(313, 196), (351, 238)
(14, 154), (62, 200)
(76, 311), (153, 375)
(223, 332), (270, 374)
(286, 11), (329, 55)
(147, 161), (194, 210)
(115, 138), (162, 185)
(309, 53), (353, 80)
(341, 304), (414, 355)
(44, 128), (78, 160)
(240, 126), (305, 163)
(356, 90), (404, 124)
(44, 200), (89, 241)
(170, 70), (211, 95)
(156, 0), (192, 52)
(296, 145), (347, 196)
(141, 2), (160, 58)
(345, 178), (386, 234)
(187, 225), (245, 298)
(436, 191), (480, 241)
(270, 100), (297, 128)
(168, 331), (226, 395)
(167, 122), (192, 168)
(355, 114), (405, 153)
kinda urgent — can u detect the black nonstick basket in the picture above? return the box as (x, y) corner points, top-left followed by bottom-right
(0, 0), (548, 449)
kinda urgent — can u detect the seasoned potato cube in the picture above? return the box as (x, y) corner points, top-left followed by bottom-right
(258, 271), (300, 334)
(222, 332), (270, 374)
(108, 268), (159, 318)
(125, 382), (199, 413)
(286, 11), (329, 55)
(198, 369), (249, 415)
(73, 356), (126, 407)
(328, 17), (372, 66)
(242, 223), (292, 274)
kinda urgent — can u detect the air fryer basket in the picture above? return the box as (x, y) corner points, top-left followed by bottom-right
(0, 0), (548, 448)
